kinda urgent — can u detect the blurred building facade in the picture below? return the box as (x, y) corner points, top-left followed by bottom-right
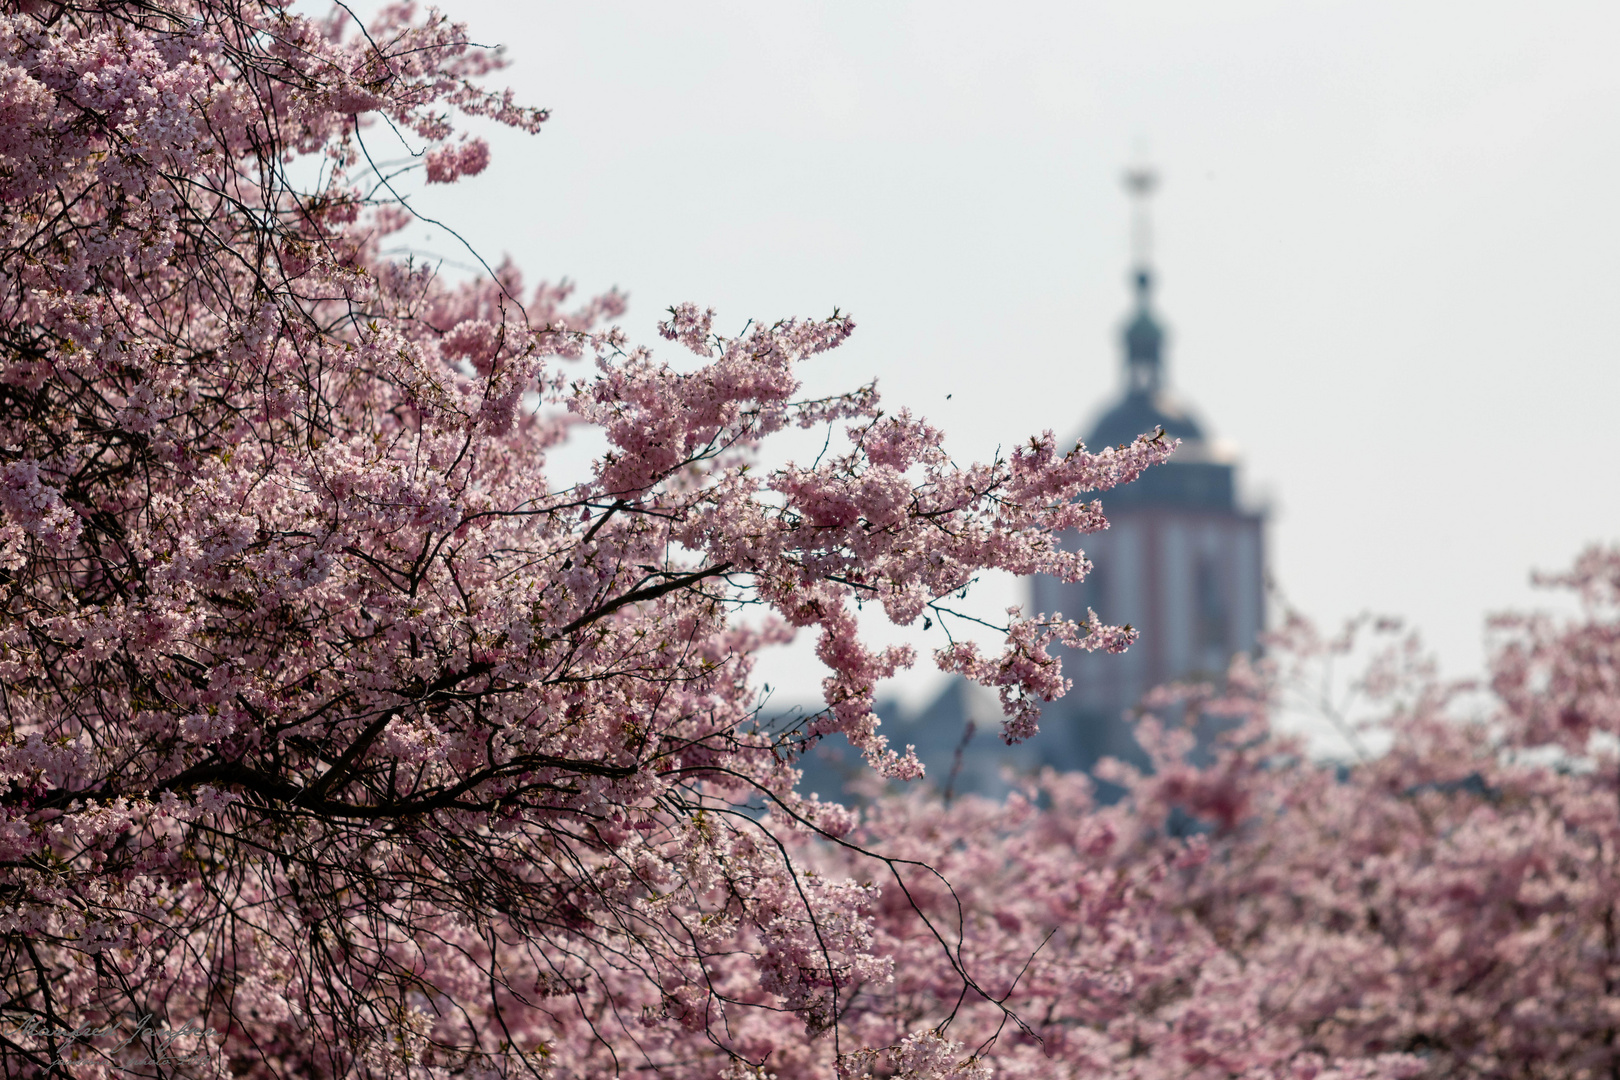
(796, 176), (1266, 800)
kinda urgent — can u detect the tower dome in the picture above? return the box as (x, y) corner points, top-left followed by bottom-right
(1086, 389), (1205, 452)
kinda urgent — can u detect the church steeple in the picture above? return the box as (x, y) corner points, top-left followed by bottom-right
(1122, 167), (1165, 393)
(1086, 165), (1235, 508)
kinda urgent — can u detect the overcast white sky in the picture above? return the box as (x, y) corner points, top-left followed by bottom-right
(391, 0), (1620, 707)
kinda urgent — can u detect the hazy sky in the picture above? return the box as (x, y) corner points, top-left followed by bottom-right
(390, 0), (1620, 707)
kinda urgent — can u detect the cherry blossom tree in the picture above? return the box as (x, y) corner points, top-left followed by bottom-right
(0, 1), (1168, 1076)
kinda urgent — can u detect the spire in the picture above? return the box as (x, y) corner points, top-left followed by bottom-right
(1122, 166), (1164, 393)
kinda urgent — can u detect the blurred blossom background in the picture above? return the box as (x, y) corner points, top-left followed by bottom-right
(390, 0), (1620, 709)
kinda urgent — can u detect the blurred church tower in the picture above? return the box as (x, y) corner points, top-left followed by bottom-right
(1030, 167), (1266, 773)
(793, 168), (1268, 801)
